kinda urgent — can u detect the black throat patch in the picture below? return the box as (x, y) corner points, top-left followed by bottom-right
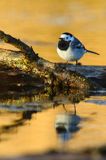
(58, 39), (70, 51)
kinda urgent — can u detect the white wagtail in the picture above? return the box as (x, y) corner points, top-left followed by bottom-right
(57, 32), (99, 65)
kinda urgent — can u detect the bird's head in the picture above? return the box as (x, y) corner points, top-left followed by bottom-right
(59, 32), (74, 42)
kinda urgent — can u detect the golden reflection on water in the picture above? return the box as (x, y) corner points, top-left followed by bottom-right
(0, 101), (106, 156)
(0, 0), (105, 157)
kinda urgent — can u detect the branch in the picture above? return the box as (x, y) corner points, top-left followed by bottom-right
(0, 30), (38, 61)
(0, 30), (102, 92)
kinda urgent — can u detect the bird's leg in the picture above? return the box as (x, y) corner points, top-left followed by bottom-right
(73, 103), (77, 115)
(76, 60), (78, 65)
(75, 60), (78, 71)
(76, 60), (82, 66)
(63, 104), (67, 112)
(75, 60), (82, 71)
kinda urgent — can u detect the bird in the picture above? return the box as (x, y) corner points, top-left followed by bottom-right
(57, 32), (99, 65)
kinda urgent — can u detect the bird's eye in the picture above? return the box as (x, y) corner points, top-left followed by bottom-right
(65, 37), (69, 40)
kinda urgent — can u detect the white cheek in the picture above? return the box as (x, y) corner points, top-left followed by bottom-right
(60, 34), (74, 42)
(70, 36), (74, 41)
(66, 36), (74, 42)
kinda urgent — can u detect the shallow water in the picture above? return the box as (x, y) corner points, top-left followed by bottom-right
(0, 94), (106, 156)
(0, 0), (105, 157)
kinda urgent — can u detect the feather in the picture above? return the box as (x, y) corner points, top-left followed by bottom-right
(86, 49), (99, 55)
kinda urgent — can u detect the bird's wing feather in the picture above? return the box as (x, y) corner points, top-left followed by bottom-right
(71, 37), (86, 50)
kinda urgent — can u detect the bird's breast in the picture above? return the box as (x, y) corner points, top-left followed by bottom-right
(57, 47), (85, 61)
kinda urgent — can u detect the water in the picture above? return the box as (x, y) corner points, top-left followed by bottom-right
(0, 91), (106, 156)
(0, 0), (105, 158)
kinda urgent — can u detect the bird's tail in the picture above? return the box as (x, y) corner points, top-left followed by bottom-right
(86, 49), (99, 55)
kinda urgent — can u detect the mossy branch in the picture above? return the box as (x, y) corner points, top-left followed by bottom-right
(0, 30), (102, 91)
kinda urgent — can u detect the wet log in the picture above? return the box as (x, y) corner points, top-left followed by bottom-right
(0, 30), (105, 92)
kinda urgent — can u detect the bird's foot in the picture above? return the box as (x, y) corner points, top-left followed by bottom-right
(76, 62), (82, 66)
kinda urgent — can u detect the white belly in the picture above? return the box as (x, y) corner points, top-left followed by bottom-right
(57, 47), (85, 61)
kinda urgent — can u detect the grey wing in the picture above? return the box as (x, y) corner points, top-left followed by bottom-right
(71, 37), (86, 51)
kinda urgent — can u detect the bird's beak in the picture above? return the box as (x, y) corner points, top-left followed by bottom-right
(59, 37), (63, 40)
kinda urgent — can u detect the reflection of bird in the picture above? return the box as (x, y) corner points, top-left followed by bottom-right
(57, 32), (99, 65)
(55, 113), (81, 141)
